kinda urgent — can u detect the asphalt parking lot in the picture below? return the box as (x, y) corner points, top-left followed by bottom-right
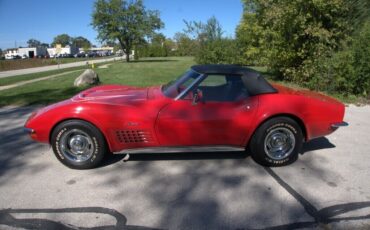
(0, 105), (369, 229)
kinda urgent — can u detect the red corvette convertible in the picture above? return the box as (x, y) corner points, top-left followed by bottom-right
(24, 65), (347, 169)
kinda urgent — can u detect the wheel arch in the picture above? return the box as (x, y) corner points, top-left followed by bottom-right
(247, 113), (308, 147)
(49, 118), (112, 152)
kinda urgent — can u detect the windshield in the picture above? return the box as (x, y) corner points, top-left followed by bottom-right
(162, 70), (202, 98)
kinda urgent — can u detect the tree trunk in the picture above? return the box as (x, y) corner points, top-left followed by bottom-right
(125, 39), (131, 62)
(117, 38), (130, 62)
(126, 51), (130, 62)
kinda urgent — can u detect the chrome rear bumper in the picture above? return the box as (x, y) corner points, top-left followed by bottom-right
(331, 122), (349, 128)
(24, 127), (35, 135)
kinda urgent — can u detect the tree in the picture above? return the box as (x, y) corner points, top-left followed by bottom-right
(71, 36), (92, 49)
(237, 1), (351, 79)
(51, 34), (72, 47)
(236, 0), (370, 96)
(351, 21), (370, 95)
(163, 38), (176, 56)
(27, 39), (41, 47)
(137, 33), (176, 57)
(184, 16), (223, 42)
(182, 16), (240, 64)
(103, 41), (117, 47)
(92, 0), (164, 62)
(40, 43), (49, 48)
(195, 38), (242, 64)
(173, 32), (197, 56)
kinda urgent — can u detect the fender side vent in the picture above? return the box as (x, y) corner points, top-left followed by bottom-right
(116, 130), (153, 143)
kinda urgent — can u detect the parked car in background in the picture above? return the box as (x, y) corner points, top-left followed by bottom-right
(86, 51), (98, 58)
(74, 52), (86, 58)
(5, 54), (21, 60)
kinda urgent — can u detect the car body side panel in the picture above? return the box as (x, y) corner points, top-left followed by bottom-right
(272, 84), (345, 140)
(240, 94), (308, 146)
(155, 96), (259, 146)
(242, 85), (345, 146)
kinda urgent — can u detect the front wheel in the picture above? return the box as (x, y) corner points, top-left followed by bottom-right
(249, 117), (303, 167)
(51, 120), (107, 169)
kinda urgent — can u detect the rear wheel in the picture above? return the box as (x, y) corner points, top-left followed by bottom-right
(249, 117), (303, 166)
(51, 120), (107, 169)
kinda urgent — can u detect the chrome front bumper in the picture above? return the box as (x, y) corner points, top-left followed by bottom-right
(331, 122), (349, 129)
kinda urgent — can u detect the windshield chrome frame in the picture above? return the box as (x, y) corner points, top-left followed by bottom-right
(174, 74), (205, 101)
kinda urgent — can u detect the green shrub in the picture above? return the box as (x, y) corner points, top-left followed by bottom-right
(195, 39), (243, 65)
(352, 21), (370, 96)
(236, 0), (370, 97)
(300, 21), (370, 96)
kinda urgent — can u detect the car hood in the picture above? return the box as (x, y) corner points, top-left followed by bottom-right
(72, 85), (149, 105)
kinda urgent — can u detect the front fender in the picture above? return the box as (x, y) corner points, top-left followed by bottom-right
(24, 100), (118, 151)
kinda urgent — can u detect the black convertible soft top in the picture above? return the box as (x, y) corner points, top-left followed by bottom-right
(191, 64), (277, 96)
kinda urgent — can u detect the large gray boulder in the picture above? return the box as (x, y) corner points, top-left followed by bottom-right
(74, 69), (100, 87)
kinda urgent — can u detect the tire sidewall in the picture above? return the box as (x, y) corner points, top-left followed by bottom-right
(51, 120), (106, 169)
(251, 117), (303, 166)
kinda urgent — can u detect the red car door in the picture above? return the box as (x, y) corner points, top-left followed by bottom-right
(156, 98), (258, 146)
(156, 74), (259, 147)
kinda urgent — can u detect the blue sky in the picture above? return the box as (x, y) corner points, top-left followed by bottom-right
(0, 0), (243, 49)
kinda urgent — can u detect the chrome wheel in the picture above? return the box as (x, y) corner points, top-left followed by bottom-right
(264, 127), (295, 160)
(59, 129), (94, 162)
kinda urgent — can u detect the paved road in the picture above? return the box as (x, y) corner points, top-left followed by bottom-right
(0, 105), (369, 229)
(0, 56), (123, 78)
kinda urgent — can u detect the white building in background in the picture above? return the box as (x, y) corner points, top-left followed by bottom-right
(47, 45), (78, 57)
(5, 49), (18, 59)
(18, 47), (47, 58)
(5, 47), (47, 59)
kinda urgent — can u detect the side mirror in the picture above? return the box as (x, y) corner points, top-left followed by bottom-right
(192, 89), (202, 105)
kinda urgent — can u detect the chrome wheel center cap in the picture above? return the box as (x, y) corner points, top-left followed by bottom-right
(264, 127), (295, 160)
(69, 135), (88, 154)
(59, 129), (94, 163)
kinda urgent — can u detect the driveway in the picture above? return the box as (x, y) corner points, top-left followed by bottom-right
(0, 105), (369, 229)
(0, 56), (123, 78)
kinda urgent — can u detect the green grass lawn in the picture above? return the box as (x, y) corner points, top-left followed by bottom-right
(0, 66), (87, 86)
(0, 70), (87, 106)
(0, 60), (121, 86)
(95, 56), (195, 86)
(0, 57), (195, 106)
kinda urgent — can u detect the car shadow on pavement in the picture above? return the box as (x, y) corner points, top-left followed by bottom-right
(301, 137), (336, 155)
(122, 151), (248, 162)
(99, 151), (248, 168)
(101, 136), (334, 166)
